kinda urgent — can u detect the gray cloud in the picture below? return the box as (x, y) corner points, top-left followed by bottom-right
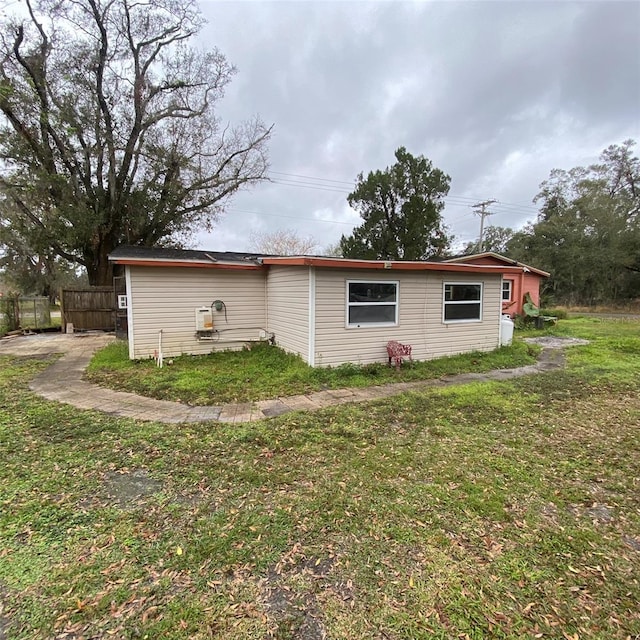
(195, 0), (640, 251)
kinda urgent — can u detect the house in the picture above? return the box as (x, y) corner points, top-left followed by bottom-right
(108, 246), (525, 366)
(443, 252), (549, 317)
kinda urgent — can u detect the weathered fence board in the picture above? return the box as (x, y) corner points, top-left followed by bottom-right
(60, 287), (115, 331)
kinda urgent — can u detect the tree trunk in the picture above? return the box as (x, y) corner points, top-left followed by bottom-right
(86, 241), (115, 286)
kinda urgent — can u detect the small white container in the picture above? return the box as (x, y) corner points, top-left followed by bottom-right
(500, 314), (514, 346)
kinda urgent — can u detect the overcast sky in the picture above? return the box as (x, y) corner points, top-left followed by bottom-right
(194, 0), (640, 254)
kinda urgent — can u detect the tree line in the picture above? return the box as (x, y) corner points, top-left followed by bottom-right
(337, 140), (640, 306)
(506, 140), (640, 305)
(0, 1), (637, 307)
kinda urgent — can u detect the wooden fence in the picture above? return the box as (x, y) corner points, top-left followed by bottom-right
(60, 287), (115, 332)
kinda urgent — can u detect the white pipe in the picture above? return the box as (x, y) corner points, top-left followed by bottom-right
(158, 329), (163, 368)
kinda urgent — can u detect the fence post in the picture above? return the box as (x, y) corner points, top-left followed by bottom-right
(59, 288), (65, 333)
(4, 295), (20, 331)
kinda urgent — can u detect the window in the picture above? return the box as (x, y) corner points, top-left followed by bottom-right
(347, 280), (398, 327)
(502, 280), (512, 301)
(443, 283), (482, 322)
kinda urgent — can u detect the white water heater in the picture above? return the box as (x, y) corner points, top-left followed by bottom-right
(195, 307), (214, 332)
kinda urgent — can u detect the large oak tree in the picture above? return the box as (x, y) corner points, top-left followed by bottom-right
(0, 0), (272, 285)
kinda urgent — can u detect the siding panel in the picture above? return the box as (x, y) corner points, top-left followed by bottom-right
(128, 266), (267, 359)
(314, 269), (502, 366)
(266, 266), (309, 361)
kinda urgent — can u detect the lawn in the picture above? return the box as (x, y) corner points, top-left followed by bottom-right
(1, 317), (639, 639)
(86, 339), (540, 404)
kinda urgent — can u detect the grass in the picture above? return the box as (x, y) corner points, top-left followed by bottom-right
(525, 315), (640, 385)
(0, 318), (639, 639)
(86, 340), (540, 404)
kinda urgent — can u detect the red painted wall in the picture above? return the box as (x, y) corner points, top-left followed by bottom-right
(455, 256), (544, 316)
(502, 272), (544, 316)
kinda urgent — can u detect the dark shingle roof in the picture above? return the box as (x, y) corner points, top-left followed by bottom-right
(108, 246), (269, 265)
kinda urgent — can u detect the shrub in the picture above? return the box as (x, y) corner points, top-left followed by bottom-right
(541, 308), (569, 320)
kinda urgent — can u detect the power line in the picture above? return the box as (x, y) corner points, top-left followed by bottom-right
(268, 171), (538, 214)
(227, 207), (355, 226)
(271, 180), (537, 214)
(269, 171), (355, 186)
(270, 180), (351, 194)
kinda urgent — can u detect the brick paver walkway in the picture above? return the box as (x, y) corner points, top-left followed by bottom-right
(0, 332), (569, 424)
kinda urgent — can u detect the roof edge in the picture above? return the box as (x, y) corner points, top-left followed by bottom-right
(109, 257), (264, 271)
(261, 256), (523, 274)
(443, 252), (550, 277)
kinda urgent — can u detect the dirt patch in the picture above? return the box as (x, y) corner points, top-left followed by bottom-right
(540, 502), (559, 523)
(262, 584), (327, 640)
(524, 336), (590, 348)
(261, 554), (336, 639)
(622, 535), (640, 552)
(568, 502), (614, 524)
(0, 581), (11, 640)
(103, 469), (164, 507)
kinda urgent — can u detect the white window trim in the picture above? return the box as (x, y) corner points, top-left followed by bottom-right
(502, 279), (513, 302)
(442, 281), (483, 323)
(346, 279), (399, 328)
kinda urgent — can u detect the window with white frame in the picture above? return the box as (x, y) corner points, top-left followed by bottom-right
(502, 280), (513, 301)
(443, 282), (483, 322)
(346, 280), (398, 327)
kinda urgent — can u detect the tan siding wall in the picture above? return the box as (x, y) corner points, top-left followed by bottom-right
(313, 269), (502, 367)
(128, 266), (267, 359)
(266, 266), (309, 361)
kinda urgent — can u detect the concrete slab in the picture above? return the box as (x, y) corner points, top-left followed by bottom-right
(184, 406), (223, 422)
(347, 386), (390, 401)
(255, 399), (291, 418)
(280, 395), (321, 412)
(218, 403), (256, 423)
(326, 388), (356, 399)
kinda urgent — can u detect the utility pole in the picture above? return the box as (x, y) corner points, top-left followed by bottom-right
(471, 199), (496, 253)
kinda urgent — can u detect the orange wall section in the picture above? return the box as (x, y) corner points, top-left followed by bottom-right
(455, 256), (545, 316)
(502, 272), (544, 316)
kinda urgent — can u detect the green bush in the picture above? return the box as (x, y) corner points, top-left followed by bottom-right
(540, 308), (569, 319)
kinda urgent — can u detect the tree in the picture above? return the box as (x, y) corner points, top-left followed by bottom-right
(507, 140), (640, 305)
(0, 0), (271, 286)
(322, 241), (343, 257)
(0, 192), (88, 298)
(249, 229), (318, 255)
(461, 225), (514, 255)
(339, 147), (452, 260)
